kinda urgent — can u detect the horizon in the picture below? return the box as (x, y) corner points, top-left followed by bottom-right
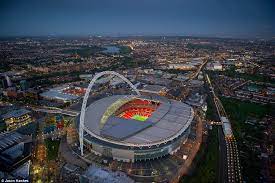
(0, 34), (274, 41)
(0, 0), (274, 39)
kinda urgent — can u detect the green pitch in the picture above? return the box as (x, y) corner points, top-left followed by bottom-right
(132, 115), (148, 121)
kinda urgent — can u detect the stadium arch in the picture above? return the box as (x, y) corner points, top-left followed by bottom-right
(79, 71), (141, 156)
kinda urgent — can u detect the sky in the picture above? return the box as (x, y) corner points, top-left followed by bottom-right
(0, 0), (274, 38)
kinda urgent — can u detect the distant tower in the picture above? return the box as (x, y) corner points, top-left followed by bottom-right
(20, 80), (29, 91)
(0, 76), (8, 89)
(5, 75), (12, 87)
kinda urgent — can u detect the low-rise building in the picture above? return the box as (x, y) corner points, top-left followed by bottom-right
(40, 86), (81, 103)
(0, 131), (32, 173)
(79, 165), (134, 183)
(1, 109), (32, 131)
(139, 84), (168, 96)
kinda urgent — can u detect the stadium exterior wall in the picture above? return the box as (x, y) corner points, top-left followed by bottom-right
(83, 125), (191, 162)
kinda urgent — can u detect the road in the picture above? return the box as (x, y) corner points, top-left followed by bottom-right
(59, 136), (88, 169)
(189, 59), (209, 80)
(205, 74), (228, 183)
(205, 73), (242, 183)
(217, 126), (227, 183)
(31, 106), (79, 116)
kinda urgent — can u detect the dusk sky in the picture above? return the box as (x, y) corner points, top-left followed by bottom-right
(0, 0), (274, 38)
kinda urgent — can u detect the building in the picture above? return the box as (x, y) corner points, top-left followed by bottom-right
(5, 75), (12, 87)
(60, 163), (83, 183)
(40, 86), (81, 103)
(168, 63), (196, 70)
(213, 61), (223, 70)
(79, 165), (134, 183)
(186, 93), (206, 107)
(206, 61), (223, 71)
(139, 85), (168, 96)
(20, 80), (29, 91)
(189, 79), (204, 88)
(3, 87), (19, 98)
(0, 131), (32, 173)
(1, 109), (32, 131)
(0, 76), (8, 89)
(78, 95), (194, 162)
(221, 117), (233, 137)
(66, 125), (78, 145)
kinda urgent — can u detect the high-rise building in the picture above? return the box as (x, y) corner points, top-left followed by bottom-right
(0, 76), (8, 89)
(5, 75), (12, 87)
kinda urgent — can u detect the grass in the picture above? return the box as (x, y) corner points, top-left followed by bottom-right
(118, 45), (132, 54)
(223, 66), (274, 84)
(132, 115), (148, 121)
(220, 97), (272, 140)
(182, 95), (219, 183)
(220, 97), (273, 182)
(45, 139), (60, 161)
(61, 46), (104, 57)
(205, 97), (219, 121)
(182, 127), (219, 183)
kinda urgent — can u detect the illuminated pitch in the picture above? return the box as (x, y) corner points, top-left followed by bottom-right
(116, 99), (160, 121)
(132, 114), (148, 121)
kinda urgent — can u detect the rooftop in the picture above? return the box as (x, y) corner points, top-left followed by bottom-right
(140, 84), (167, 93)
(83, 95), (194, 145)
(101, 116), (154, 141)
(81, 165), (134, 183)
(40, 90), (79, 101)
(2, 109), (31, 120)
(0, 131), (24, 152)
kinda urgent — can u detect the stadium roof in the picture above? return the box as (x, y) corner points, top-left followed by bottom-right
(83, 95), (194, 145)
(101, 116), (154, 140)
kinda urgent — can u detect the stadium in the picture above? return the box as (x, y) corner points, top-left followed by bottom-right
(78, 94), (194, 162)
(77, 71), (194, 162)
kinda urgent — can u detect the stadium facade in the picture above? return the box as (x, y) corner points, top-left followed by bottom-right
(78, 71), (194, 162)
(79, 95), (194, 162)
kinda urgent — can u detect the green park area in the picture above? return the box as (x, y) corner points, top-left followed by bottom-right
(45, 139), (60, 161)
(61, 46), (104, 57)
(205, 97), (218, 121)
(220, 97), (273, 182)
(182, 127), (219, 183)
(220, 97), (272, 140)
(182, 97), (219, 183)
(118, 45), (132, 54)
(223, 66), (274, 84)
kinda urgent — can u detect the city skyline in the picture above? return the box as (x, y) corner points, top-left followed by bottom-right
(0, 1), (274, 182)
(0, 0), (274, 38)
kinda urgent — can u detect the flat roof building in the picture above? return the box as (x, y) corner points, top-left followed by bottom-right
(139, 85), (168, 96)
(1, 109), (32, 131)
(0, 131), (32, 172)
(40, 85), (81, 103)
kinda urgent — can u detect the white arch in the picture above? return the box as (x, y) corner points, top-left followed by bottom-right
(79, 71), (140, 156)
